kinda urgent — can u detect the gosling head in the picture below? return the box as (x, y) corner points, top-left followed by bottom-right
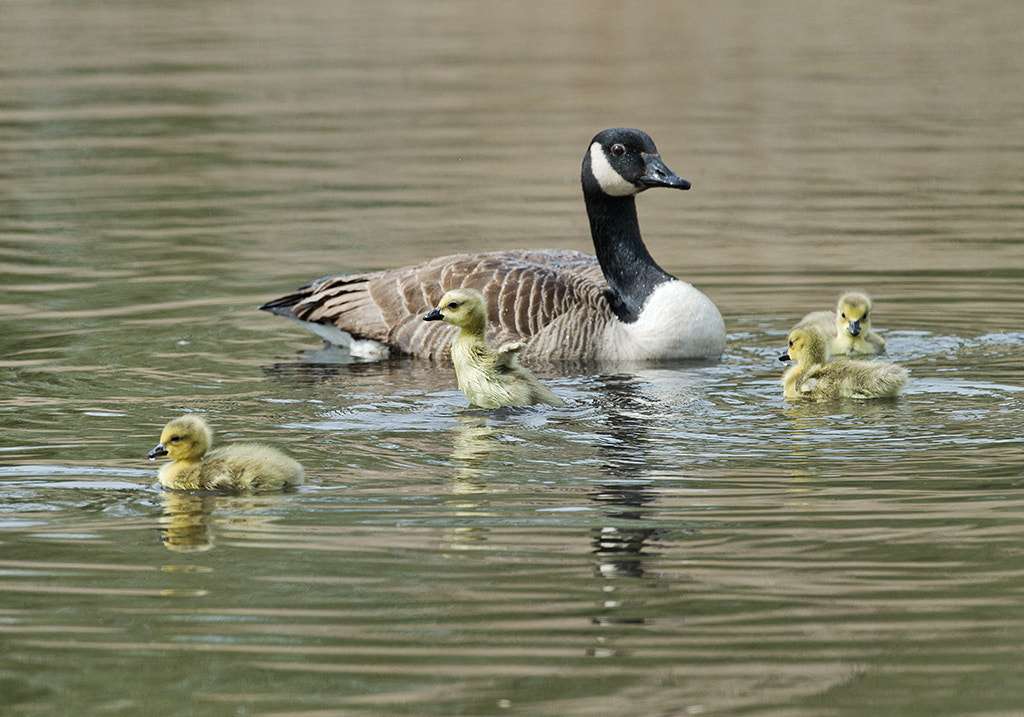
(148, 414), (213, 462)
(423, 288), (488, 336)
(779, 326), (829, 365)
(582, 128), (691, 198)
(835, 292), (873, 338)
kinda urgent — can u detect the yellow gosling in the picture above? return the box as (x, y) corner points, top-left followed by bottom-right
(423, 288), (565, 409)
(147, 414), (304, 492)
(779, 325), (907, 400)
(797, 291), (886, 357)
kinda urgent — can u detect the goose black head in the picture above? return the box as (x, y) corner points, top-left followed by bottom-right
(582, 128), (691, 198)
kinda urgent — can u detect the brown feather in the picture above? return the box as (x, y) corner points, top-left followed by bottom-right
(263, 249), (611, 361)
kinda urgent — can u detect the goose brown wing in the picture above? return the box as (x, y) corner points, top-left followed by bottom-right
(260, 249), (610, 359)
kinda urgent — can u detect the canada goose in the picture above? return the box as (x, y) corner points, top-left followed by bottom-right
(797, 292), (886, 357)
(147, 414), (304, 492)
(260, 128), (726, 364)
(779, 326), (906, 400)
(424, 288), (564, 408)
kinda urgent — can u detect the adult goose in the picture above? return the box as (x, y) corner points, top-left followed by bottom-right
(424, 288), (564, 408)
(259, 128), (726, 364)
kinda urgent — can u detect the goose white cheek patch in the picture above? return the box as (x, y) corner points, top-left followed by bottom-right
(589, 142), (639, 197)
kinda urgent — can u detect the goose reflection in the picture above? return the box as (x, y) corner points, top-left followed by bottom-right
(587, 372), (676, 652)
(261, 352), (457, 395)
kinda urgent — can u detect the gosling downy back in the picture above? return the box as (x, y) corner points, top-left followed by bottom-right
(779, 325), (906, 400)
(260, 128), (725, 365)
(424, 288), (564, 409)
(797, 291), (886, 357)
(147, 414), (305, 492)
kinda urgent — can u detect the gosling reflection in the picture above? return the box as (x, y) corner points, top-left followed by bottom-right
(159, 491), (217, 552)
(158, 490), (292, 552)
(442, 412), (504, 550)
(444, 408), (561, 550)
(451, 412), (503, 476)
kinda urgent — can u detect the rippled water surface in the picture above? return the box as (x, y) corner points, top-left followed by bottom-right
(3, 1), (1024, 715)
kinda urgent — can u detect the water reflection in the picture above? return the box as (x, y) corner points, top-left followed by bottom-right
(157, 490), (295, 553)
(443, 413), (502, 549)
(586, 375), (667, 658)
(261, 351), (459, 401)
(450, 413), (500, 483)
(5, 0), (1024, 712)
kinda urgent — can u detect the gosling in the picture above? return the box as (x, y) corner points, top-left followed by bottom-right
(147, 414), (304, 492)
(423, 288), (565, 409)
(797, 292), (886, 357)
(779, 325), (907, 400)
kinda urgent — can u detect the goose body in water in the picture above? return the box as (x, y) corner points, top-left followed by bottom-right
(779, 326), (906, 400)
(260, 128), (725, 364)
(797, 291), (886, 357)
(424, 288), (564, 408)
(147, 414), (304, 492)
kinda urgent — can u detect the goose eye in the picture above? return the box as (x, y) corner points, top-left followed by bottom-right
(169, 436), (181, 443)
(610, 143), (626, 157)
(789, 339), (794, 347)
(840, 312), (847, 319)
(447, 301), (459, 310)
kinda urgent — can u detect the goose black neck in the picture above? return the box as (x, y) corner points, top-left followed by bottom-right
(585, 191), (676, 323)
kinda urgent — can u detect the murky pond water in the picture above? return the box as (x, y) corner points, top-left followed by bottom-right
(3, 1), (1024, 715)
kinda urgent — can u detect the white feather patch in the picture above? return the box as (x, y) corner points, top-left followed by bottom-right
(588, 142), (639, 197)
(286, 318), (391, 359)
(603, 281), (727, 360)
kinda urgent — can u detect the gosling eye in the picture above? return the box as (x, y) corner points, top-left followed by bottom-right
(789, 339), (794, 347)
(169, 435), (181, 444)
(447, 301), (459, 310)
(610, 143), (626, 157)
(840, 312), (847, 319)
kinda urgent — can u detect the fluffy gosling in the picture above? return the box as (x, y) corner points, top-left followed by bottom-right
(147, 414), (304, 492)
(779, 325), (907, 400)
(797, 291), (886, 357)
(423, 288), (564, 409)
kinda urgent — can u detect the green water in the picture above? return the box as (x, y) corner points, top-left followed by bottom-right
(3, 1), (1024, 715)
